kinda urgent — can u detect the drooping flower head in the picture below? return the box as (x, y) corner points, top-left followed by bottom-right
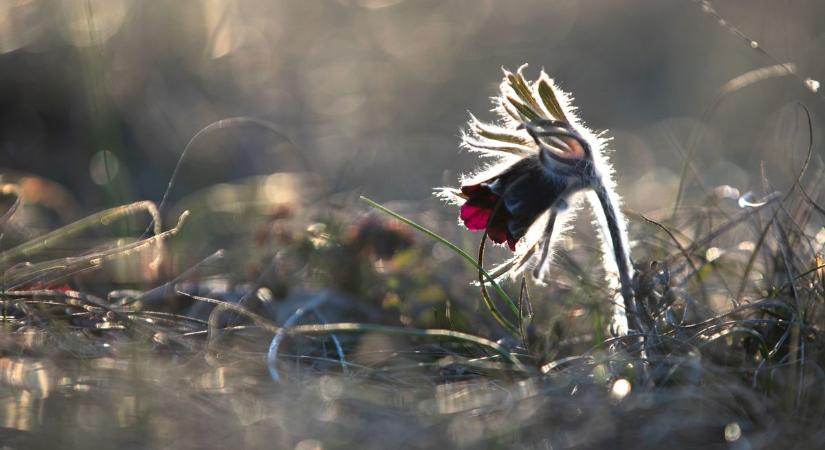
(437, 65), (639, 333)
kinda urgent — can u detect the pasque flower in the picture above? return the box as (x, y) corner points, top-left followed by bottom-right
(458, 120), (591, 251)
(438, 65), (640, 333)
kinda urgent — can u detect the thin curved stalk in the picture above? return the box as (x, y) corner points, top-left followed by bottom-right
(592, 182), (642, 334)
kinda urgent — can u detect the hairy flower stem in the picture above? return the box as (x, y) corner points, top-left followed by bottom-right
(593, 182), (644, 336)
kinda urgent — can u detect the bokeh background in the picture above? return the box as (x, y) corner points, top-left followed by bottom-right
(1, 0), (824, 216)
(1, 2), (825, 448)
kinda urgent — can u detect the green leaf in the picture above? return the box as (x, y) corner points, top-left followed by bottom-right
(470, 120), (532, 146)
(507, 72), (542, 114)
(538, 79), (569, 123)
(507, 96), (540, 122)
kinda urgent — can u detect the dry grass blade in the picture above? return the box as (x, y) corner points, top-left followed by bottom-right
(720, 63), (798, 95)
(0, 200), (163, 268)
(267, 294), (331, 382)
(2, 210), (189, 289)
(0, 183), (22, 227)
(280, 323), (530, 373)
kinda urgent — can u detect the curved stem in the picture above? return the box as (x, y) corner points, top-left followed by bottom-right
(592, 181), (643, 334)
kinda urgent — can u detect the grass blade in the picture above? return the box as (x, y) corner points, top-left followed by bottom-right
(360, 196), (520, 334)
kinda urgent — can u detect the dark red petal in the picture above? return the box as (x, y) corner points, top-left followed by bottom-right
(460, 202), (493, 231)
(461, 184), (484, 196)
(459, 181), (521, 251)
(486, 224), (509, 245)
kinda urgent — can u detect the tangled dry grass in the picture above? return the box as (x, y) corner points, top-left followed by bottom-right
(1, 141), (825, 449)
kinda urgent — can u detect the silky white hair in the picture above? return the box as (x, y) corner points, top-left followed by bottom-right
(436, 64), (636, 335)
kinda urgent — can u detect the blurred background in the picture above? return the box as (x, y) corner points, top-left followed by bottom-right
(1, 2), (825, 448)
(1, 0), (823, 216)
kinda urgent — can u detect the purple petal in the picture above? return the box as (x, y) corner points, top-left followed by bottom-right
(460, 202), (493, 231)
